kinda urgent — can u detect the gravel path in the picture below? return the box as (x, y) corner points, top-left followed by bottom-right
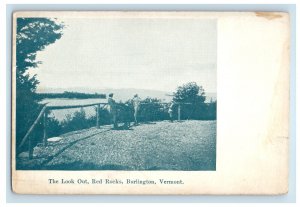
(18, 120), (216, 171)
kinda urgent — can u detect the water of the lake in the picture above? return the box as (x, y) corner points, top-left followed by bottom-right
(40, 98), (107, 122)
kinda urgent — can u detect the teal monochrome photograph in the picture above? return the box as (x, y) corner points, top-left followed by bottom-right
(14, 13), (217, 171)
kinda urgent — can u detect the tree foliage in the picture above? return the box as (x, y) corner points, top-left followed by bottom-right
(173, 82), (206, 104)
(138, 98), (168, 122)
(173, 82), (207, 119)
(16, 18), (64, 72)
(16, 18), (64, 150)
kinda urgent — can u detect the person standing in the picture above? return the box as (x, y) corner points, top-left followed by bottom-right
(168, 102), (175, 122)
(132, 94), (141, 125)
(108, 93), (118, 129)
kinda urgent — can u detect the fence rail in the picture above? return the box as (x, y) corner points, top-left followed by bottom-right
(18, 101), (191, 159)
(18, 102), (108, 158)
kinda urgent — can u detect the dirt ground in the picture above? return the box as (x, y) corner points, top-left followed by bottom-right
(17, 120), (216, 171)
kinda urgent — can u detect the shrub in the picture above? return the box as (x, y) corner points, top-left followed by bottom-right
(60, 108), (95, 133)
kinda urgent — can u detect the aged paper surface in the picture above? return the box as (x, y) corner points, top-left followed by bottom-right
(12, 11), (289, 195)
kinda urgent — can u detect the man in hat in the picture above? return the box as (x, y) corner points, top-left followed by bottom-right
(108, 93), (118, 129)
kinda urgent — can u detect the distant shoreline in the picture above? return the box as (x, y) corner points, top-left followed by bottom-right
(37, 88), (216, 103)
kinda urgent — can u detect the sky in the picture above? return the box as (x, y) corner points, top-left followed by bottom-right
(29, 18), (217, 93)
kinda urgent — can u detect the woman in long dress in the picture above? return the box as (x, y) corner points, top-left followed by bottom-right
(132, 94), (141, 125)
(168, 102), (175, 122)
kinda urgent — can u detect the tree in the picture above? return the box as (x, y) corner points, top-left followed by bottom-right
(138, 98), (167, 122)
(173, 82), (206, 120)
(16, 18), (64, 151)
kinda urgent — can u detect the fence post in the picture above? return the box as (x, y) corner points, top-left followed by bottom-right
(178, 104), (181, 121)
(28, 136), (33, 159)
(43, 110), (48, 147)
(96, 104), (100, 129)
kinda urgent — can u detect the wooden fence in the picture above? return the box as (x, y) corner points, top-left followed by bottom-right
(18, 101), (191, 159)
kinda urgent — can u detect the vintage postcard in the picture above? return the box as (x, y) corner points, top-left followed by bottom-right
(12, 11), (289, 194)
